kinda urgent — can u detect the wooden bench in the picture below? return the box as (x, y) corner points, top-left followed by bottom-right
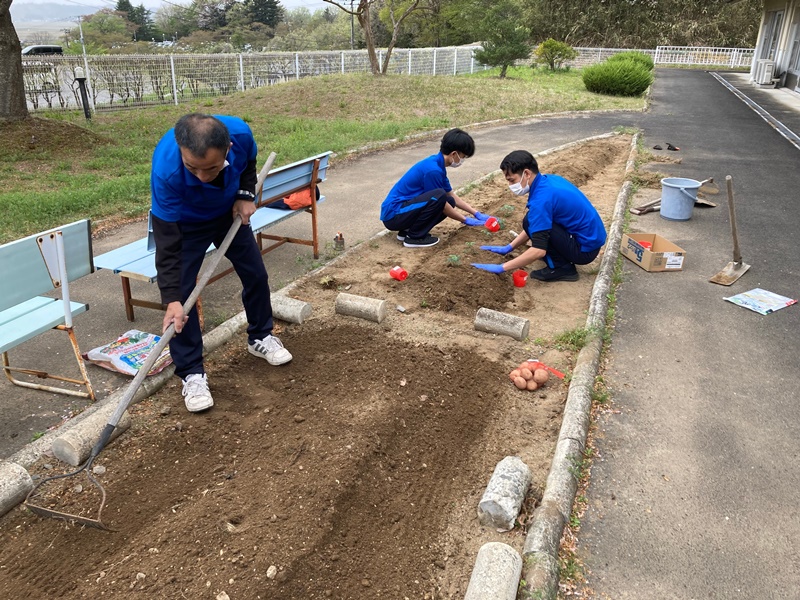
(94, 151), (331, 321)
(0, 219), (96, 400)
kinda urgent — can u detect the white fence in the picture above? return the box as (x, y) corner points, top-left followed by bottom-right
(22, 46), (487, 112)
(23, 45), (755, 113)
(569, 46), (755, 68)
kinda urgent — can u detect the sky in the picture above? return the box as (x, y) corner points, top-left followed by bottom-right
(12, 0), (334, 10)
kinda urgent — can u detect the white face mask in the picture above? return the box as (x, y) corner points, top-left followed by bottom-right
(508, 172), (530, 196)
(450, 152), (464, 168)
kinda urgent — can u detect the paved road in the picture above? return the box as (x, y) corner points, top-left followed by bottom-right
(578, 70), (800, 598)
(3, 67), (799, 598)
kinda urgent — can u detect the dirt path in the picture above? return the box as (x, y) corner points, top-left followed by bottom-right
(0, 134), (632, 600)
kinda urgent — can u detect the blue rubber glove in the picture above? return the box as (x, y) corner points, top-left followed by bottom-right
(464, 217), (483, 226)
(471, 263), (506, 274)
(480, 244), (513, 255)
(474, 212), (492, 222)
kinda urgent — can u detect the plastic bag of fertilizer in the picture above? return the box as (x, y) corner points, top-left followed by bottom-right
(83, 330), (172, 376)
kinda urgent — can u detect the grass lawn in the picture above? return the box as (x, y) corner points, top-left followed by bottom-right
(0, 67), (646, 243)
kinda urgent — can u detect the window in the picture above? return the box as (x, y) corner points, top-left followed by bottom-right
(790, 23), (800, 72)
(761, 10), (785, 60)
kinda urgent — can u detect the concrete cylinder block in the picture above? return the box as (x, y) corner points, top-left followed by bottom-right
(478, 455), (532, 531)
(52, 411), (132, 467)
(474, 307), (530, 341)
(335, 292), (387, 323)
(271, 294), (313, 324)
(0, 461), (33, 518)
(464, 542), (522, 600)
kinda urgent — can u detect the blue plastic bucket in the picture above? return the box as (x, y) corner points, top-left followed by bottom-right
(660, 177), (701, 221)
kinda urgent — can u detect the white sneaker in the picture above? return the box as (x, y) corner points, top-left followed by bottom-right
(248, 335), (293, 366)
(182, 373), (214, 412)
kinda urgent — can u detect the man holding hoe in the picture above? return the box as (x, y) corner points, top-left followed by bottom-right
(381, 128), (494, 247)
(472, 150), (606, 282)
(150, 113), (292, 414)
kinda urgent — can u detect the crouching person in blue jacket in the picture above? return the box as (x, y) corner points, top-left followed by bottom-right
(472, 150), (606, 282)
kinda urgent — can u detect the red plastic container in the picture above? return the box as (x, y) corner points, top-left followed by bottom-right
(485, 217), (500, 232)
(639, 240), (653, 250)
(389, 266), (408, 281)
(513, 270), (528, 287)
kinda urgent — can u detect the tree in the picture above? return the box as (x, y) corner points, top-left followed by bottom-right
(154, 3), (198, 40)
(129, 5), (157, 42)
(193, 0), (234, 31)
(0, 0), (28, 120)
(245, 0), (283, 28)
(472, 0), (530, 78)
(68, 10), (133, 47)
(534, 38), (578, 71)
(323, 0), (423, 75)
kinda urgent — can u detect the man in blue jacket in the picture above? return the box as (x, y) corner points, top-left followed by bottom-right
(151, 113), (291, 413)
(380, 128), (492, 248)
(472, 150), (607, 282)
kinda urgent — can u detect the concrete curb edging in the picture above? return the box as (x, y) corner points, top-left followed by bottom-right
(519, 134), (639, 599)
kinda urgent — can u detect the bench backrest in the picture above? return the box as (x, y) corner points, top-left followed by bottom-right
(0, 219), (93, 312)
(258, 152), (331, 205)
(144, 152), (332, 252)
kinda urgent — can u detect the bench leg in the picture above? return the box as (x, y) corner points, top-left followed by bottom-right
(121, 276), (135, 321)
(2, 326), (96, 401)
(310, 197), (320, 259)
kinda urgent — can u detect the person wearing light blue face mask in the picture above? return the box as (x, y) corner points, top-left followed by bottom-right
(471, 150), (606, 282)
(380, 128), (496, 248)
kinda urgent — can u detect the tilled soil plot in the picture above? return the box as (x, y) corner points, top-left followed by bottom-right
(0, 134), (632, 600)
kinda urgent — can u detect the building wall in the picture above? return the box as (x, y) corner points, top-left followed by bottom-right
(754, 0), (800, 91)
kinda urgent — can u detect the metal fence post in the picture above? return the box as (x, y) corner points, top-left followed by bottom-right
(82, 54), (96, 111)
(169, 55), (179, 106)
(433, 47), (437, 75)
(471, 49), (475, 74)
(295, 53), (300, 80)
(341, 51), (345, 74)
(453, 48), (457, 75)
(238, 54), (245, 91)
(408, 49), (412, 74)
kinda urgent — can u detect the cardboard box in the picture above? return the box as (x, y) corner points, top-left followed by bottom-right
(620, 233), (686, 272)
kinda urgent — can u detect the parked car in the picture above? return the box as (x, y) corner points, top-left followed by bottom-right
(21, 45), (63, 56)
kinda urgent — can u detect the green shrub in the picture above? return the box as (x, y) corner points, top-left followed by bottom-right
(534, 38), (579, 71)
(607, 51), (654, 71)
(582, 59), (654, 97)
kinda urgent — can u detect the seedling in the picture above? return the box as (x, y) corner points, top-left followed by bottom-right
(498, 204), (515, 217)
(446, 254), (461, 267)
(319, 275), (337, 289)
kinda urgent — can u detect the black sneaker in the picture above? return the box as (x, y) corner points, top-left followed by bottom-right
(531, 265), (579, 282)
(396, 230), (407, 241)
(403, 234), (439, 248)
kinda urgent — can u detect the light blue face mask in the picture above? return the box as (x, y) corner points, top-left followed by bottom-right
(450, 152), (464, 168)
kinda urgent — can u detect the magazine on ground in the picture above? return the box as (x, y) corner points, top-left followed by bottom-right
(723, 288), (798, 315)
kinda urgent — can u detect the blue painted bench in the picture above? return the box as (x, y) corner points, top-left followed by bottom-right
(94, 152), (331, 321)
(0, 219), (96, 400)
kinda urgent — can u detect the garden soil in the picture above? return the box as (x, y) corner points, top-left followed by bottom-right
(0, 134), (632, 600)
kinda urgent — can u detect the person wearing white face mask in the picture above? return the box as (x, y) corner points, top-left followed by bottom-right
(471, 150), (606, 282)
(380, 128), (495, 248)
